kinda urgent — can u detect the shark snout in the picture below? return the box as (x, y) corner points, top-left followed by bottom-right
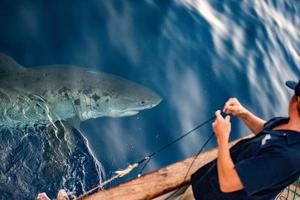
(149, 97), (162, 108)
(141, 92), (162, 110)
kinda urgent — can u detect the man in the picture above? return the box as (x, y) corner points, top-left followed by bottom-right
(189, 80), (300, 200)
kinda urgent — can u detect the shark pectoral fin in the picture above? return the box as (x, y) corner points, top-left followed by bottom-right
(0, 53), (26, 74)
(52, 116), (80, 138)
(65, 116), (81, 131)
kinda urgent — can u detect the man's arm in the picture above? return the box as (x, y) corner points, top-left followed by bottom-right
(217, 140), (244, 192)
(223, 98), (266, 135)
(238, 110), (266, 135)
(213, 111), (244, 192)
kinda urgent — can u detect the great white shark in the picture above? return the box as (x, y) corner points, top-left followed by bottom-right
(0, 53), (162, 197)
(0, 53), (162, 128)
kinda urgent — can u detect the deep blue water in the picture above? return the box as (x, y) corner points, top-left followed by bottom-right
(0, 0), (300, 199)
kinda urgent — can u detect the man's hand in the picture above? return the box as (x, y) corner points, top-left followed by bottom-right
(223, 98), (247, 117)
(212, 110), (231, 144)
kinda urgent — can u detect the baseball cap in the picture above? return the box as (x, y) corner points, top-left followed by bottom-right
(286, 80), (300, 96)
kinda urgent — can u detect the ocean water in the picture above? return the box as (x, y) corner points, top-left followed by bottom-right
(0, 0), (300, 199)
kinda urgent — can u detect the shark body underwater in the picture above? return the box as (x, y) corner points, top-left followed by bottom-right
(0, 53), (162, 199)
(0, 53), (162, 129)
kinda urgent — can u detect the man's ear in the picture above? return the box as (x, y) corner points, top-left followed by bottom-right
(297, 96), (300, 112)
(297, 96), (300, 106)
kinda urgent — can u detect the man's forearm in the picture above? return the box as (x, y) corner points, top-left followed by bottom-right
(239, 110), (266, 134)
(213, 110), (244, 192)
(217, 141), (244, 192)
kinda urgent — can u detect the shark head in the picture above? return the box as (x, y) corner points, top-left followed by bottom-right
(68, 70), (162, 121)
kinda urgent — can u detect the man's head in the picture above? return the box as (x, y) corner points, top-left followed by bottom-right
(286, 80), (300, 116)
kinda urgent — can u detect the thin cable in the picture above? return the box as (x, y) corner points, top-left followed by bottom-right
(136, 114), (216, 166)
(138, 156), (152, 177)
(183, 132), (215, 182)
(134, 114), (217, 177)
(164, 131), (215, 200)
(164, 112), (227, 200)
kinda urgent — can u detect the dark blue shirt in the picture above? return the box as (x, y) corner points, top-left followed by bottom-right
(191, 117), (300, 200)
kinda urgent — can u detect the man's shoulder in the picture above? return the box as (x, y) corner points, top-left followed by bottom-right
(263, 117), (289, 130)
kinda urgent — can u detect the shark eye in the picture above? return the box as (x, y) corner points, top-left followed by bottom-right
(141, 100), (146, 105)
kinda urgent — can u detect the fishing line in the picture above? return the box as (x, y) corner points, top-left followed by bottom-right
(79, 112), (222, 198)
(164, 112), (227, 200)
(138, 156), (152, 177)
(135, 114), (217, 170)
(164, 131), (215, 200)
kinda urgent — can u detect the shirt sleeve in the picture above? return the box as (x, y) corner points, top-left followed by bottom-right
(235, 148), (297, 196)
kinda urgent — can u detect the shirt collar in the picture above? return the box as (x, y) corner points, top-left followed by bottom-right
(286, 132), (300, 145)
(266, 117), (300, 145)
(271, 130), (300, 145)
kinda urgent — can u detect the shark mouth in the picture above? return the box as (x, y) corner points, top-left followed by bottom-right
(111, 103), (160, 117)
(118, 110), (139, 117)
(108, 110), (140, 117)
(83, 103), (160, 119)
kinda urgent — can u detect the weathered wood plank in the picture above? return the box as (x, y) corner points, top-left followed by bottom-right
(78, 135), (253, 200)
